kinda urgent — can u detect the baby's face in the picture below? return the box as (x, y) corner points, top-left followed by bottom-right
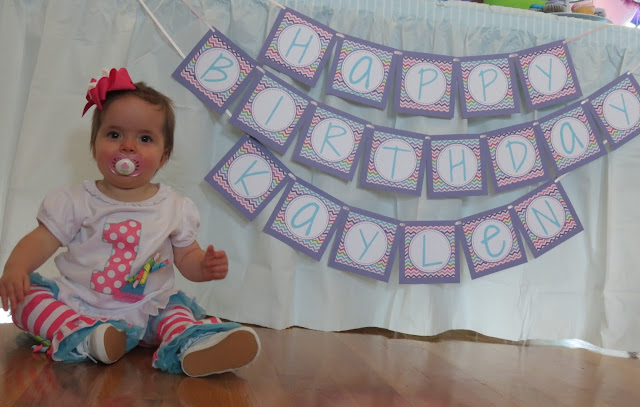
(93, 94), (168, 192)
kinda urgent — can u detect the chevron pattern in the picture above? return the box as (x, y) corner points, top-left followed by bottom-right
(402, 225), (456, 280)
(461, 209), (524, 274)
(487, 126), (546, 189)
(334, 212), (397, 277)
(263, 11), (334, 81)
(399, 56), (453, 113)
(590, 77), (640, 145)
(332, 38), (394, 104)
(211, 139), (288, 215)
(430, 138), (483, 194)
(364, 130), (423, 192)
(179, 33), (254, 110)
(298, 106), (365, 175)
(538, 104), (602, 172)
(512, 183), (579, 252)
(236, 75), (310, 148)
(460, 57), (516, 114)
(518, 43), (579, 107)
(267, 182), (343, 254)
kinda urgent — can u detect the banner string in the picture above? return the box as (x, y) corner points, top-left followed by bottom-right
(267, 0), (286, 9)
(563, 24), (610, 44)
(181, 0), (216, 34)
(137, 0), (185, 59)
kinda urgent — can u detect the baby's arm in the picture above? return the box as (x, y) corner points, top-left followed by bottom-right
(173, 241), (229, 282)
(0, 223), (62, 311)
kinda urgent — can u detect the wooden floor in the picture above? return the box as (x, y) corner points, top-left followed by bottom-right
(1, 323), (639, 406)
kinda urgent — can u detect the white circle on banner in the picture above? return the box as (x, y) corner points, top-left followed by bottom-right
(251, 88), (296, 132)
(310, 118), (355, 162)
(525, 196), (566, 238)
(284, 195), (329, 239)
(373, 139), (417, 182)
(468, 63), (509, 106)
(276, 24), (321, 68)
(471, 219), (513, 263)
(408, 229), (451, 273)
(603, 90), (640, 130)
(495, 135), (536, 177)
(405, 63), (446, 105)
(344, 221), (387, 265)
(195, 48), (240, 92)
(550, 117), (589, 158)
(227, 154), (273, 198)
(528, 54), (568, 95)
(436, 144), (478, 187)
(341, 50), (384, 94)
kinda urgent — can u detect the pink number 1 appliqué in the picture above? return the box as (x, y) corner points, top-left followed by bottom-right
(91, 220), (141, 295)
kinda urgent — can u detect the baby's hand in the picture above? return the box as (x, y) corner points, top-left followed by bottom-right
(201, 245), (229, 281)
(0, 269), (31, 312)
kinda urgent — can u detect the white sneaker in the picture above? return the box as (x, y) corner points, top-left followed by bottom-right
(180, 327), (261, 377)
(77, 323), (127, 364)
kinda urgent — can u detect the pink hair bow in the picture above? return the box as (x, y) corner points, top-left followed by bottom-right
(82, 68), (136, 116)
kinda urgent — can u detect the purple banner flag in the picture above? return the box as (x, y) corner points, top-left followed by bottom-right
(399, 221), (459, 284)
(325, 35), (398, 109)
(359, 127), (426, 196)
(457, 206), (527, 279)
(394, 52), (457, 118)
(229, 71), (313, 154)
(456, 53), (521, 118)
(258, 8), (337, 87)
(588, 72), (640, 150)
(172, 29), (259, 114)
(535, 100), (606, 176)
(328, 208), (400, 283)
(516, 41), (582, 110)
(204, 135), (291, 220)
(426, 135), (487, 198)
(291, 103), (371, 181)
(510, 181), (583, 258)
(483, 122), (551, 192)
(263, 179), (346, 261)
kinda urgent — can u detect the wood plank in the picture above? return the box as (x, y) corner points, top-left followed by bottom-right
(1, 323), (639, 407)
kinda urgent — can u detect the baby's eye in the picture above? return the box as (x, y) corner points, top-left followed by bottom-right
(107, 131), (120, 139)
(140, 135), (152, 143)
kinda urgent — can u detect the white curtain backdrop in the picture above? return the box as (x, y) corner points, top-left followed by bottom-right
(1, 0), (640, 352)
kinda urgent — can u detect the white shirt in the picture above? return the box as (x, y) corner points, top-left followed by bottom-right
(37, 180), (200, 327)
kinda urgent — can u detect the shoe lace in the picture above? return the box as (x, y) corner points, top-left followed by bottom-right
(75, 332), (98, 363)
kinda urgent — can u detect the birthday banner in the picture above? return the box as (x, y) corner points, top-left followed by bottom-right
(204, 135), (291, 220)
(257, 7), (585, 116)
(169, 9), (640, 283)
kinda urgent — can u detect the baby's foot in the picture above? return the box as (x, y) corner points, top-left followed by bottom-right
(77, 323), (127, 364)
(180, 327), (260, 377)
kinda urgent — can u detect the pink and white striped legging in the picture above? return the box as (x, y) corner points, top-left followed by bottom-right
(13, 285), (221, 359)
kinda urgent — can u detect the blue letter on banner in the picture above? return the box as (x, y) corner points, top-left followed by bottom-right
(233, 160), (269, 196)
(506, 140), (528, 173)
(559, 121), (585, 155)
(358, 229), (380, 261)
(480, 224), (506, 259)
(348, 56), (374, 89)
(285, 28), (313, 65)
(321, 122), (347, 157)
(290, 202), (321, 237)
(200, 53), (235, 83)
(531, 200), (561, 236)
(448, 148), (467, 183)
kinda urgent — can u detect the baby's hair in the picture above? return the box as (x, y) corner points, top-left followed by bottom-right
(90, 82), (175, 159)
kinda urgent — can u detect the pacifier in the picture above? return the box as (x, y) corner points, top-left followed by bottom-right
(109, 153), (143, 176)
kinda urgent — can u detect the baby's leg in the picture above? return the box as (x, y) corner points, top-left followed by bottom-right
(147, 302), (260, 376)
(12, 284), (128, 363)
